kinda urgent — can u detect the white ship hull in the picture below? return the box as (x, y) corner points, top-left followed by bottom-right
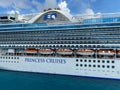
(0, 55), (120, 79)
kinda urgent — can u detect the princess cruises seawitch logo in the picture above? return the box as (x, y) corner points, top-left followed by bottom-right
(44, 13), (57, 20)
(25, 58), (66, 64)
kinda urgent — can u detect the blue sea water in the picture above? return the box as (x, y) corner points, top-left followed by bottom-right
(0, 70), (120, 90)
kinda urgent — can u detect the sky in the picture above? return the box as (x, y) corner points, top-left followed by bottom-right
(0, 0), (120, 15)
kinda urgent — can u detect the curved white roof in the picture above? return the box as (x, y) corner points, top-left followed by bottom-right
(28, 9), (76, 23)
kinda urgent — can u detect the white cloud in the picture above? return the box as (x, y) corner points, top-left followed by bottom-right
(0, 0), (31, 9)
(31, 0), (58, 13)
(84, 8), (94, 15)
(0, 0), (99, 15)
(7, 10), (20, 15)
(0, 0), (34, 13)
(0, 0), (70, 14)
(0, 0), (13, 8)
(12, 0), (32, 10)
(44, 0), (58, 9)
(58, 1), (70, 13)
(31, 0), (43, 12)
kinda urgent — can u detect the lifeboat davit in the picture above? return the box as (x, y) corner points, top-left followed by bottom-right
(26, 49), (37, 53)
(76, 49), (94, 55)
(39, 49), (53, 54)
(98, 49), (115, 55)
(56, 49), (73, 55)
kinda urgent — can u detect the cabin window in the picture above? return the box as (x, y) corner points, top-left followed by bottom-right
(107, 61), (110, 63)
(80, 59), (83, 62)
(76, 59), (78, 62)
(10, 17), (15, 20)
(84, 64), (87, 67)
(93, 60), (96, 63)
(89, 60), (91, 62)
(89, 64), (91, 67)
(93, 65), (96, 67)
(98, 65), (100, 68)
(111, 61), (115, 63)
(107, 65), (110, 68)
(84, 60), (87, 62)
(102, 65), (105, 68)
(112, 66), (115, 68)
(1, 16), (8, 19)
(102, 60), (105, 63)
(76, 64), (78, 66)
(80, 64), (83, 67)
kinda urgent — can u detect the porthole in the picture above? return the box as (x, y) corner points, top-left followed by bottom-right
(76, 64), (79, 66)
(102, 65), (105, 68)
(76, 59), (78, 62)
(107, 61), (110, 63)
(93, 65), (96, 67)
(98, 65), (100, 68)
(84, 60), (87, 62)
(89, 64), (91, 67)
(107, 65), (110, 68)
(80, 64), (83, 67)
(84, 64), (87, 67)
(80, 59), (83, 62)
(89, 60), (91, 62)
(112, 61), (115, 63)
(98, 60), (100, 63)
(93, 60), (96, 63)
(112, 66), (115, 68)
(102, 60), (105, 63)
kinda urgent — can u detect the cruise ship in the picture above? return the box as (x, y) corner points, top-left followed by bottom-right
(0, 8), (120, 79)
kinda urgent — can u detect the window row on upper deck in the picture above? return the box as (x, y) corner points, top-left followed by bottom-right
(0, 28), (120, 37)
(0, 26), (120, 35)
(0, 22), (120, 32)
(1, 39), (120, 44)
(83, 17), (120, 24)
(0, 34), (120, 41)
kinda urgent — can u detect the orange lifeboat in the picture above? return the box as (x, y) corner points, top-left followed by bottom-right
(98, 49), (115, 55)
(76, 49), (94, 55)
(39, 49), (53, 54)
(56, 49), (73, 55)
(26, 49), (37, 53)
(117, 50), (120, 55)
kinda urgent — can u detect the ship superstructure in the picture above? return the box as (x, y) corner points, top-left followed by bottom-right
(0, 8), (120, 79)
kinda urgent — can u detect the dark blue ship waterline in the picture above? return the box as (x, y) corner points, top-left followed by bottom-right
(0, 70), (120, 90)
